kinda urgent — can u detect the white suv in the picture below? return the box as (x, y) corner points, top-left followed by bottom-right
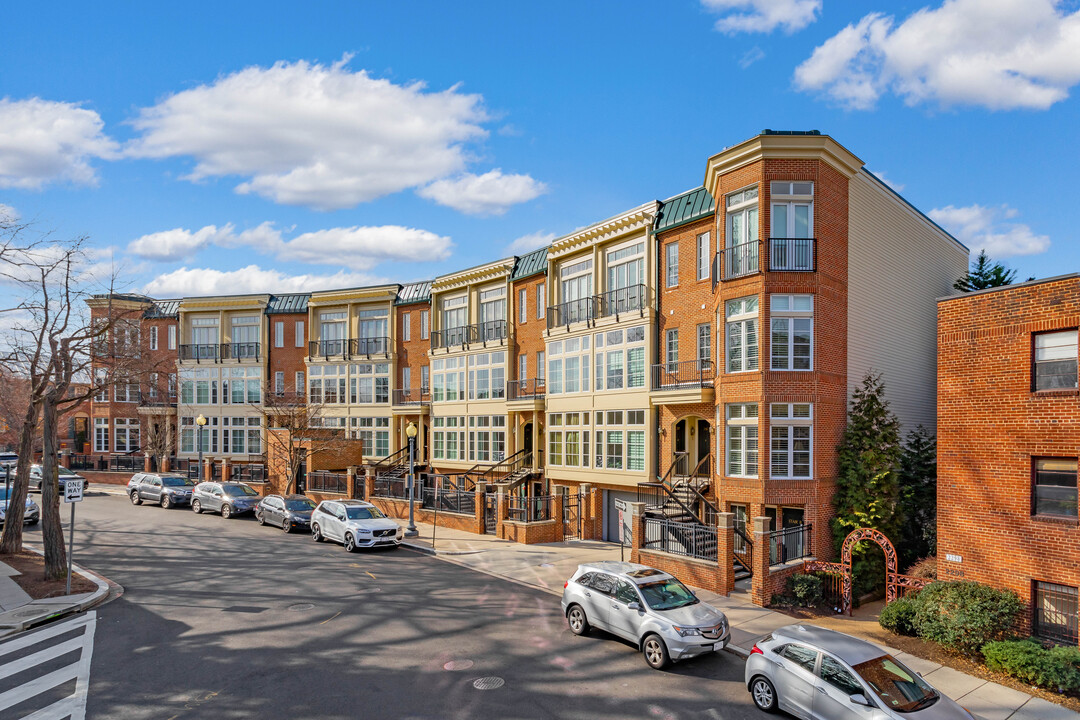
(310, 500), (403, 552)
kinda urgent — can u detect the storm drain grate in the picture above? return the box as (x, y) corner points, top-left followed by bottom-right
(472, 677), (504, 691)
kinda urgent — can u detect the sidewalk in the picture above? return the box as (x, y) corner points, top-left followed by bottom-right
(0, 550), (113, 639)
(402, 522), (1077, 720)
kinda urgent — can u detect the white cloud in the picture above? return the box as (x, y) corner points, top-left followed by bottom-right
(795, 0), (1080, 111)
(739, 47), (767, 69)
(0, 98), (118, 189)
(869, 169), (905, 192)
(417, 169), (547, 216)
(0, 203), (18, 221)
(929, 204), (1050, 257)
(142, 265), (385, 297)
(126, 221), (451, 270)
(703, 0), (821, 34)
(126, 56), (497, 210)
(506, 231), (557, 255)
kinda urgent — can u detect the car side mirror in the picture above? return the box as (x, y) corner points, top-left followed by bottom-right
(627, 602), (641, 611)
(849, 694), (872, 707)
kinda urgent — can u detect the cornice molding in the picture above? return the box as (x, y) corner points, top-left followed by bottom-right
(179, 295), (269, 312)
(432, 258), (514, 294)
(549, 202), (659, 261)
(308, 285), (399, 306)
(704, 134), (864, 199)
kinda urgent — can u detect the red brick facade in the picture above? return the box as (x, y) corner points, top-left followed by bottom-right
(938, 276), (1080, 638)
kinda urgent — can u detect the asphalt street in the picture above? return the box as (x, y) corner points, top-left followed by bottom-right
(10, 491), (763, 720)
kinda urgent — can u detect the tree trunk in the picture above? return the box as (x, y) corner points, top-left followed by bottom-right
(0, 401), (39, 555)
(40, 394), (67, 580)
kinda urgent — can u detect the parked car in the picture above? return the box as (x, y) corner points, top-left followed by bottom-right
(0, 486), (39, 526)
(561, 561), (730, 670)
(190, 482), (261, 518)
(745, 624), (973, 720)
(310, 499), (403, 552)
(256, 494), (317, 533)
(127, 473), (197, 508)
(29, 464), (88, 493)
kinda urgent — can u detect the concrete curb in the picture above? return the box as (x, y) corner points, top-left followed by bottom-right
(401, 541), (437, 556)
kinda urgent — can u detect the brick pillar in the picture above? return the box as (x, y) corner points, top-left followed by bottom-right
(220, 457), (231, 483)
(496, 490), (508, 539)
(346, 465), (357, 499)
(364, 466), (376, 500)
(751, 516), (772, 607)
(589, 486), (604, 540)
(203, 456), (214, 483)
(143, 453), (153, 472)
(628, 501), (645, 564)
(160, 456), (171, 473)
(717, 512), (735, 597)
(474, 481), (487, 535)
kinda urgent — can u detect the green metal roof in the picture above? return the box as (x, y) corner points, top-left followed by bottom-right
(654, 187), (715, 235)
(266, 294), (310, 314)
(144, 300), (179, 319)
(511, 246), (548, 280)
(395, 281), (432, 305)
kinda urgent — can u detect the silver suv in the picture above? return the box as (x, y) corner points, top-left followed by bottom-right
(191, 482), (261, 518)
(745, 625), (973, 720)
(310, 500), (403, 552)
(127, 473), (196, 508)
(561, 561), (730, 669)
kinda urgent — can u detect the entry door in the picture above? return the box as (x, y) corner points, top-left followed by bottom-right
(696, 419), (710, 475)
(523, 423), (533, 454)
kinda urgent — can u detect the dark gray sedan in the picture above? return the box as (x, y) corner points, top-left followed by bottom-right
(127, 473), (197, 508)
(256, 494), (316, 533)
(191, 482), (261, 518)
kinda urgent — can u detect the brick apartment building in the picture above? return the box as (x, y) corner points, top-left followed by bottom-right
(938, 274), (1080, 644)
(86, 130), (967, 595)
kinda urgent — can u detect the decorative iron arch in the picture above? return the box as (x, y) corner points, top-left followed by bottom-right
(840, 527), (899, 615)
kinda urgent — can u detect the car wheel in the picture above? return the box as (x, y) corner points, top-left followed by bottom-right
(281, 519), (292, 534)
(221, 504), (232, 519)
(567, 604), (590, 636)
(311, 524), (323, 542)
(256, 511), (265, 525)
(160, 495), (171, 509)
(642, 634), (670, 670)
(130, 491), (142, 506)
(191, 499), (202, 514)
(344, 533), (357, 553)
(750, 676), (778, 713)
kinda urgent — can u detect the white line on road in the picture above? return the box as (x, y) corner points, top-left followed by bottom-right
(0, 611), (96, 720)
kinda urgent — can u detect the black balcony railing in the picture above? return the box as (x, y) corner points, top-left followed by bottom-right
(546, 285), (647, 330)
(222, 342), (260, 361)
(652, 359), (714, 390)
(393, 387), (431, 405)
(309, 339), (348, 358)
(716, 240), (761, 280)
(642, 517), (718, 562)
(598, 283), (647, 318)
(307, 337), (389, 359)
(475, 319), (507, 343)
(769, 523), (812, 566)
(350, 337), (390, 356)
(507, 377), (545, 401)
(430, 321), (507, 350)
(547, 297), (596, 329)
(179, 344), (219, 361)
(769, 237), (815, 272)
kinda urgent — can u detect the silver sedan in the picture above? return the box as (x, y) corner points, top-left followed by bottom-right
(745, 624), (975, 720)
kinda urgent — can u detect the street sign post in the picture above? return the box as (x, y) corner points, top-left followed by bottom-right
(63, 478), (84, 595)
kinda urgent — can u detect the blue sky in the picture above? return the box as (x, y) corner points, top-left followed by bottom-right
(1, 0), (1077, 299)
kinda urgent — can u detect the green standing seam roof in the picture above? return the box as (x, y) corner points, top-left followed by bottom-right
(266, 294), (310, 314)
(511, 246), (549, 280)
(653, 186), (715, 235)
(395, 281), (432, 306)
(143, 300), (180, 319)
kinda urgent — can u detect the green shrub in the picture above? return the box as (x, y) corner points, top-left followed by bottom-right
(913, 581), (1023, 656)
(787, 574), (824, 607)
(983, 639), (1080, 691)
(879, 596), (920, 636)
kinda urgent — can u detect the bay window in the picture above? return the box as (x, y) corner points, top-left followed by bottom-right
(726, 296), (759, 373)
(771, 294), (813, 371)
(726, 403), (759, 477)
(770, 403), (812, 479)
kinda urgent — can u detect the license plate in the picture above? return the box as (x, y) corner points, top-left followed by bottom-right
(713, 642), (725, 651)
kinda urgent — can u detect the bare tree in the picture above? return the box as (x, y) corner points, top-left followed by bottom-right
(253, 393), (350, 494)
(143, 415), (175, 469)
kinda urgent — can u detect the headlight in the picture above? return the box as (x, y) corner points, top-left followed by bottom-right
(672, 626), (703, 637)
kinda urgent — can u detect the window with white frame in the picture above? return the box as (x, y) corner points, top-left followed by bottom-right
(349, 417), (390, 457)
(320, 311), (346, 347)
(665, 243), (679, 288)
(547, 337), (590, 395)
(114, 320), (140, 357)
(441, 295), (467, 337)
(432, 416), (466, 461)
(421, 365), (429, 391)
(770, 403), (812, 479)
(518, 354), (527, 382)
(536, 351), (545, 380)
(275, 371), (285, 396)
(725, 296), (759, 373)
(468, 415), (506, 462)
(231, 315), (260, 354)
(478, 287), (506, 340)
(149, 373), (158, 401)
(150, 326), (158, 351)
(1034, 330), (1078, 391)
(432, 357), (465, 402)
(420, 310), (429, 340)
(594, 325), (646, 391)
(357, 308), (388, 343)
(771, 294), (813, 371)
(225, 367), (262, 405)
(725, 403), (759, 477)
(224, 416), (261, 455)
(537, 282), (546, 320)
(697, 323), (712, 364)
(518, 289), (527, 324)
(309, 365), (347, 404)
(179, 417), (194, 453)
(696, 232), (711, 281)
(726, 186), (759, 275)
(94, 418), (109, 452)
(310, 416), (346, 430)
(559, 259), (592, 323)
(114, 418), (140, 453)
(579, 409), (647, 471)
(770, 182), (813, 238)
(665, 329), (679, 368)
(295, 371), (305, 396)
(168, 373), (176, 399)
(348, 363), (390, 404)
(402, 313), (411, 342)
(468, 351), (506, 400)
(547, 412), (598, 470)
(402, 366), (411, 391)
(168, 325), (177, 350)
(295, 321), (304, 348)
(114, 376), (139, 403)
(94, 369), (109, 402)
(275, 321), (284, 347)
(190, 316), (218, 347)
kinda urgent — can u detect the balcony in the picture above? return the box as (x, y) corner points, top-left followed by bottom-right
(597, 283), (647, 319)
(650, 359), (715, 405)
(547, 297), (596, 329)
(430, 321), (507, 351)
(769, 237), (815, 272)
(222, 342), (260, 361)
(350, 337), (390, 357)
(179, 344), (220, 362)
(392, 387), (431, 412)
(715, 240), (761, 281)
(308, 337), (390, 359)
(546, 284), (648, 330)
(506, 377), (546, 410)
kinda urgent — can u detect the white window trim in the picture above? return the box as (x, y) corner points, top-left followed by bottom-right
(403, 313), (411, 342)
(149, 326), (158, 351)
(696, 232), (711, 281)
(665, 243), (679, 288)
(769, 403), (813, 480)
(725, 403), (759, 479)
(770, 294), (814, 372)
(295, 321), (304, 348)
(725, 297), (759, 374)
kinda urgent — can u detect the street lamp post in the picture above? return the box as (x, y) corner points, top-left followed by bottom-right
(196, 414), (207, 482)
(405, 421), (418, 537)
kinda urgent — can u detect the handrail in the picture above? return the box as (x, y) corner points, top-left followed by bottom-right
(373, 446), (409, 475)
(769, 237), (815, 271)
(734, 525), (754, 571)
(475, 449), (531, 486)
(659, 452), (689, 491)
(637, 481), (701, 523)
(717, 240), (761, 280)
(652, 359), (714, 390)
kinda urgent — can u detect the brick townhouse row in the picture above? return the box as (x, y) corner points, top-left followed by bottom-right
(88, 130), (968, 569)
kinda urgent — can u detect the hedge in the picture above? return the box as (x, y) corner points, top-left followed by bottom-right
(983, 639), (1080, 691)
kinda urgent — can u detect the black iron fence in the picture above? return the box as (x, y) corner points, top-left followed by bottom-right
(769, 237), (815, 271)
(179, 344), (219, 361)
(769, 523), (812, 566)
(652, 359), (714, 390)
(372, 476), (413, 499)
(507, 494), (555, 523)
(108, 455), (143, 473)
(642, 517), (718, 562)
(716, 240), (760, 280)
(66, 454), (96, 470)
(420, 487), (476, 515)
(231, 463), (267, 483)
(308, 470), (348, 494)
(507, 377), (545, 400)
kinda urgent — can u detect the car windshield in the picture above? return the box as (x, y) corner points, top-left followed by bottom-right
(638, 578), (699, 610)
(852, 655), (938, 713)
(345, 506), (385, 520)
(286, 499), (316, 511)
(57, 466), (73, 475)
(162, 477), (192, 487)
(223, 484), (258, 497)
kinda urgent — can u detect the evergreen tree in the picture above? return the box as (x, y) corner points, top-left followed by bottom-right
(897, 425), (937, 568)
(833, 373), (903, 596)
(954, 250), (1017, 292)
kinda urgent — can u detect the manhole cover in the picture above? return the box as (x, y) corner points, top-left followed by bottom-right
(473, 676), (504, 690)
(444, 660), (474, 671)
(287, 603), (315, 612)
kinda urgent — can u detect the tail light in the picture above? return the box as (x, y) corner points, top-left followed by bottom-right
(750, 644), (763, 655)
(564, 580), (569, 589)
